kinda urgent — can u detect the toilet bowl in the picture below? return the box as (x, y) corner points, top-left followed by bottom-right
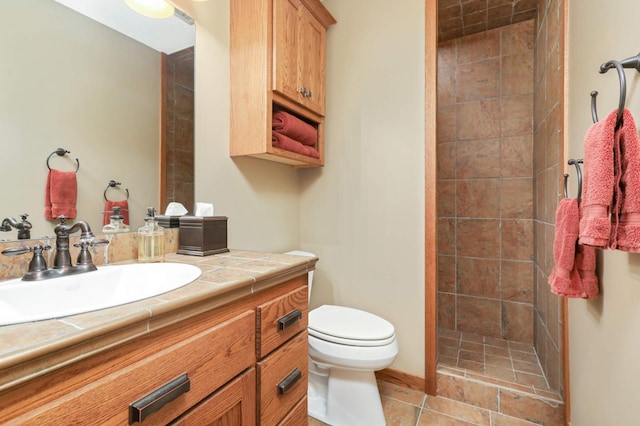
(285, 251), (399, 426)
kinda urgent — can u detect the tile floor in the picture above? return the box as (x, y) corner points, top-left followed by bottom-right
(308, 328), (564, 425)
(437, 328), (561, 400)
(307, 380), (542, 425)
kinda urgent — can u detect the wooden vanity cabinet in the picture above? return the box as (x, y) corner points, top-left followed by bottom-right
(0, 276), (310, 426)
(230, 0), (335, 167)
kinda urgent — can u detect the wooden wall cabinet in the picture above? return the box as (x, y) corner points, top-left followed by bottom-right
(230, 0), (336, 167)
(0, 276), (309, 425)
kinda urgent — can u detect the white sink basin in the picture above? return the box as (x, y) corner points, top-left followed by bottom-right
(0, 263), (202, 326)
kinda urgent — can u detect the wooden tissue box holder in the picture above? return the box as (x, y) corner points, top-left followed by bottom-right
(177, 216), (230, 256)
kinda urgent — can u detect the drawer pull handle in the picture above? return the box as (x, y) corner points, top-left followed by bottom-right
(278, 309), (302, 331)
(277, 367), (302, 396)
(129, 373), (190, 424)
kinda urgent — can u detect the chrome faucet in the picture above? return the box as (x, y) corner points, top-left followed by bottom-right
(0, 213), (32, 240)
(1, 216), (108, 281)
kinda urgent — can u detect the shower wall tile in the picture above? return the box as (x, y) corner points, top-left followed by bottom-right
(456, 100), (501, 140)
(501, 135), (533, 178)
(501, 260), (534, 303)
(437, 105), (457, 143)
(502, 53), (534, 96)
(437, 141), (456, 179)
(500, 178), (533, 219)
(502, 21), (535, 55)
(439, 292), (456, 329)
(438, 218), (456, 255)
(457, 296), (501, 338)
(545, 104), (563, 169)
(437, 180), (456, 217)
(457, 257), (500, 298)
(438, 21), (536, 349)
(438, 254), (457, 293)
(457, 219), (501, 258)
(456, 139), (501, 178)
(501, 219), (534, 261)
(457, 179), (501, 217)
(457, 30), (500, 64)
(547, 291), (560, 347)
(502, 301), (533, 343)
(501, 94), (533, 136)
(456, 59), (501, 102)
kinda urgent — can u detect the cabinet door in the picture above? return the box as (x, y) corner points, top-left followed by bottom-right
(170, 368), (256, 426)
(298, 5), (326, 115)
(273, 0), (303, 103)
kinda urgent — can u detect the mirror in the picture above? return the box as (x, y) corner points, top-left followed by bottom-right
(0, 0), (194, 240)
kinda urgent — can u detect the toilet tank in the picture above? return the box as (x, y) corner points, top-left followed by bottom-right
(285, 250), (315, 300)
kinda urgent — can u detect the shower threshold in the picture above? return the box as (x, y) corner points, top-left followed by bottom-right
(437, 328), (562, 402)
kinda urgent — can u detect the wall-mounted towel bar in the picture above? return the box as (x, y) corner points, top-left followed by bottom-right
(46, 148), (79, 173)
(563, 158), (584, 203)
(591, 51), (640, 129)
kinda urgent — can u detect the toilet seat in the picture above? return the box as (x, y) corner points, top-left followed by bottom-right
(309, 305), (396, 347)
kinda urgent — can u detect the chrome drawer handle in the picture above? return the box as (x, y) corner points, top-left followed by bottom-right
(277, 309), (302, 331)
(277, 368), (302, 396)
(129, 373), (190, 424)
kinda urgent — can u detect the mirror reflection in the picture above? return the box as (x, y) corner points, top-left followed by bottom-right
(0, 0), (194, 241)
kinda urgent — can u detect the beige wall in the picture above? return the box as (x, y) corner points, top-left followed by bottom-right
(567, 0), (640, 424)
(298, 0), (426, 376)
(1, 1), (161, 235)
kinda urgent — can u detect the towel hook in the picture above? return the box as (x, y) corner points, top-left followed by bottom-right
(590, 91), (599, 123)
(104, 180), (129, 201)
(46, 148), (80, 173)
(564, 159), (584, 203)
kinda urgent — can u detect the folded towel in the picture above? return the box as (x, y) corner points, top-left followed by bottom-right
(272, 131), (320, 159)
(579, 109), (617, 248)
(549, 198), (599, 299)
(272, 111), (318, 146)
(614, 110), (640, 252)
(103, 200), (130, 226)
(45, 169), (77, 220)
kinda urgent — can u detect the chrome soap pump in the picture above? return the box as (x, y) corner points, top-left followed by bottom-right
(138, 207), (165, 263)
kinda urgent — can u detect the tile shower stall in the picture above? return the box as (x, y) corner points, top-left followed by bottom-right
(436, 5), (565, 404)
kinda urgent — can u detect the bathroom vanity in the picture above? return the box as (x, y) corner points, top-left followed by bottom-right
(0, 250), (314, 425)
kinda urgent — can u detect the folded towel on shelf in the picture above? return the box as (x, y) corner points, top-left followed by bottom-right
(45, 169), (77, 220)
(549, 198), (599, 299)
(272, 110), (318, 146)
(579, 109), (617, 248)
(614, 109), (640, 252)
(272, 131), (320, 159)
(103, 200), (130, 226)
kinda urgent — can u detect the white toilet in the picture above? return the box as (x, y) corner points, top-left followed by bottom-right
(286, 251), (399, 426)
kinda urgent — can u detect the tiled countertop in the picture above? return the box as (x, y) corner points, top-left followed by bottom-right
(0, 250), (316, 392)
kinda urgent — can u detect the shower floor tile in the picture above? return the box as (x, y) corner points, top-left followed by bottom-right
(437, 328), (560, 399)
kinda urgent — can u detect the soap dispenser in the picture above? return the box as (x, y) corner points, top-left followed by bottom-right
(103, 206), (130, 233)
(138, 207), (165, 262)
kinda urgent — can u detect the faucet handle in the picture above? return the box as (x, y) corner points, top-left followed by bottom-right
(28, 245), (51, 273)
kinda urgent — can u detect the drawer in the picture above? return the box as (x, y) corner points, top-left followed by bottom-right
(278, 395), (308, 425)
(257, 331), (308, 425)
(256, 285), (308, 358)
(11, 310), (256, 425)
(169, 368), (256, 425)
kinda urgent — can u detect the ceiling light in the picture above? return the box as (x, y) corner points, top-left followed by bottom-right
(125, 0), (175, 19)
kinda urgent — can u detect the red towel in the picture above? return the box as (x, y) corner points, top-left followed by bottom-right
(614, 110), (640, 251)
(103, 200), (130, 226)
(272, 111), (318, 146)
(45, 169), (77, 220)
(549, 198), (599, 299)
(272, 131), (320, 159)
(579, 110), (617, 248)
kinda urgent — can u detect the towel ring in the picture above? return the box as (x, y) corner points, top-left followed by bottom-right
(598, 60), (627, 129)
(46, 148), (80, 173)
(104, 180), (129, 201)
(563, 159), (584, 203)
